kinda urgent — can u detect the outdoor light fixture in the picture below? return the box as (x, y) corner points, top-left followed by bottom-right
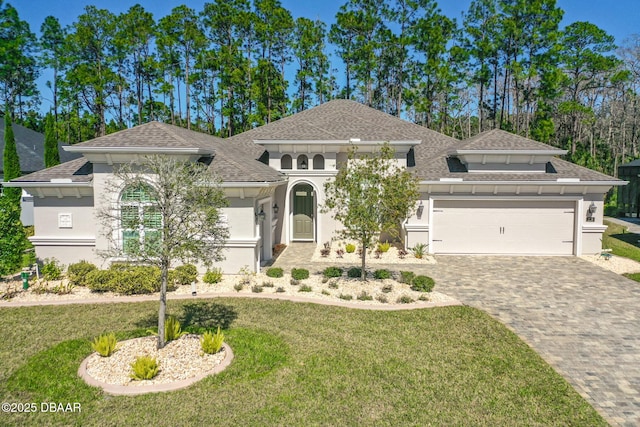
(417, 200), (424, 219)
(273, 203), (279, 214)
(256, 207), (266, 223)
(586, 201), (597, 222)
(300, 159), (308, 169)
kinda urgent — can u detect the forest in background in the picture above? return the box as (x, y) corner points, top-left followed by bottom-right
(1, 0), (639, 177)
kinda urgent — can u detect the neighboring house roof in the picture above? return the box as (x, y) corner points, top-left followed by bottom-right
(0, 117), (81, 174)
(619, 159), (640, 168)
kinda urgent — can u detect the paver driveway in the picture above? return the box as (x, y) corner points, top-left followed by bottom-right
(428, 256), (640, 427)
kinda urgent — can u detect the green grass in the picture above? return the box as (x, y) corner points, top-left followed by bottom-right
(0, 299), (606, 426)
(602, 220), (640, 262)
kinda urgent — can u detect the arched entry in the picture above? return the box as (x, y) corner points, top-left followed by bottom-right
(292, 183), (315, 241)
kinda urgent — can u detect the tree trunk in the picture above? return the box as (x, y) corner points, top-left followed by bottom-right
(157, 260), (169, 349)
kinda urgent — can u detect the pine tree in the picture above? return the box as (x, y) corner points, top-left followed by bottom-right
(44, 112), (60, 168)
(3, 109), (21, 202)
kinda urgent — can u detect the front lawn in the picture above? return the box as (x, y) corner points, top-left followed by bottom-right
(602, 220), (640, 262)
(0, 299), (605, 426)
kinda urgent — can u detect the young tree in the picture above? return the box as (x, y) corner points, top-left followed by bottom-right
(322, 143), (419, 280)
(0, 194), (26, 275)
(3, 109), (21, 202)
(97, 155), (229, 348)
(44, 112), (60, 167)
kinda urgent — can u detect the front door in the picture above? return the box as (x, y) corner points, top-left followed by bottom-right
(293, 184), (314, 240)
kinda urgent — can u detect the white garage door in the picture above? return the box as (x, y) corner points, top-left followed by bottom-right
(431, 200), (575, 255)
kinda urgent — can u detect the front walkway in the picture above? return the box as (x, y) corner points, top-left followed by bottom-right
(273, 244), (640, 426)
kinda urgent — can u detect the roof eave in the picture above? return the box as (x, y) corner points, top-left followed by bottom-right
(63, 146), (215, 155)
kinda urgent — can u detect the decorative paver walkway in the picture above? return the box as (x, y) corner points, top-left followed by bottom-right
(272, 244), (640, 426)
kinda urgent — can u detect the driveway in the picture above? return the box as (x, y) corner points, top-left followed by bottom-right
(427, 256), (640, 427)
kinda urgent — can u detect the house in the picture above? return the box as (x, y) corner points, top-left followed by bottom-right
(5, 100), (625, 272)
(0, 117), (81, 225)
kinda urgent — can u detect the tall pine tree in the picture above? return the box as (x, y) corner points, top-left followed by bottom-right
(44, 112), (60, 168)
(3, 109), (21, 202)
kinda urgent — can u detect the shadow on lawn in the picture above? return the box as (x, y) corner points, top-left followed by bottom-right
(610, 232), (640, 248)
(135, 302), (238, 331)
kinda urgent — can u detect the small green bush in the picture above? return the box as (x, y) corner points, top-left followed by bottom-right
(275, 287), (285, 293)
(164, 316), (187, 342)
(49, 283), (74, 295)
(345, 243), (356, 253)
(299, 284), (312, 292)
(67, 261), (97, 286)
(347, 267), (362, 278)
(381, 284), (393, 293)
(377, 241), (391, 253)
(266, 267), (284, 278)
(291, 268), (309, 280)
(411, 275), (435, 292)
(399, 271), (416, 285)
(86, 265), (173, 295)
(411, 243), (427, 259)
(357, 291), (373, 301)
(338, 293), (353, 301)
(328, 280), (339, 289)
(323, 266), (343, 278)
(41, 258), (63, 281)
(321, 289), (330, 296)
(169, 264), (198, 286)
(203, 268), (223, 284)
(86, 270), (119, 293)
(91, 333), (117, 357)
(130, 356), (159, 380)
(396, 295), (415, 304)
(373, 269), (391, 280)
(376, 294), (388, 303)
(290, 278), (300, 286)
(418, 294), (429, 301)
(262, 280), (274, 287)
(234, 283), (244, 292)
(201, 326), (224, 354)
(251, 285), (263, 293)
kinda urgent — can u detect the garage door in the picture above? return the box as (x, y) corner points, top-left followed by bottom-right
(431, 200), (575, 255)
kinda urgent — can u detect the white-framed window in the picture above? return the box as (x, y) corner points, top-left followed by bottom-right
(281, 154), (292, 169)
(313, 154), (325, 170)
(120, 184), (161, 254)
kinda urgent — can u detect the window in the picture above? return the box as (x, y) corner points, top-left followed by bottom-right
(313, 154), (325, 170)
(297, 154), (308, 170)
(281, 154), (292, 169)
(120, 183), (161, 254)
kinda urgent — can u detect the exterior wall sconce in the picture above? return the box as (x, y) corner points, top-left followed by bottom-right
(255, 207), (266, 223)
(273, 203), (279, 214)
(586, 201), (596, 222)
(300, 159), (308, 169)
(417, 200), (424, 219)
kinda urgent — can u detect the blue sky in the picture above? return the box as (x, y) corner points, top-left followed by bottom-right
(10, 0), (639, 45)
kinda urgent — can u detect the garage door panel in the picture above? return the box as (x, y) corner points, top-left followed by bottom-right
(432, 200), (575, 255)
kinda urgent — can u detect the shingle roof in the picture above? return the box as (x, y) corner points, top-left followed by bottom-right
(14, 121), (285, 184)
(454, 128), (565, 151)
(226, 99), (458, 158)
(0, 117), (81, 174)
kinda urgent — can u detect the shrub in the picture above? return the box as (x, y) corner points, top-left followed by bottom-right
(328, 280), (339, 289)
(86, 270), (119, 293)
(373, 269), (391, 280)
(234, 283), (244, 292)
(261, 280), (274, 287)
(169, 264), (198, 286)
(336, 249), (345, 258)
(41, 258), (63, 281)
(411, 243), (428, 259)
(381, 284), (393, 293)
(396, 295), (415, 304)
(251, 285), (263, 293)
(357, 291), (373, 301)
(201, 326), (225, 354)
(91, 333), (117, 357)
(345, 243), (356, 253)
(376, 294), (388, 303)
(399, 271), (416, 285)
(291, 268), (309, 280)
(238, 266), (254, 285)
(418, 294), (429, 301)
(299, 284), (312, 292)
(130, 356), (159, 380)
(323, 266), (343, 278)
(347, 267), (362, 278)
(411, 275), (435, 292)
(115, 266), (165, 295)
(48, 283), (74, 295)
(398, 249), (408, 259)
(275, 287), (285, 293)
(338, 293), (353, 300)
(164, 316), (187, 342)
(320, 247), (331, 257)
(266, 267), (284, 278)
(67, 261), (97, 286)
(290, 278), (300, 286)
(374, 249), (382, 259)
(321, 289), (330, 296)
(203, 268), (223, 284)
(377, 241), (391, 253)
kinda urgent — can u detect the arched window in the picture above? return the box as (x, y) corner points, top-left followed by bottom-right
(120, 183), (161, 254)
(313, 154), (325, 170)
(297, 154), (308, 170)
(281, 154), (292, 170)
